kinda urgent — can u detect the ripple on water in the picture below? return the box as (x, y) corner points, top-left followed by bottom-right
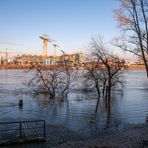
(0, 70), (148, 134)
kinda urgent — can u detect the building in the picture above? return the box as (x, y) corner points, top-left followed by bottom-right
(15, 54), (43, 65)
(54, 52), (83, 66)
(14, 52), (84, 66)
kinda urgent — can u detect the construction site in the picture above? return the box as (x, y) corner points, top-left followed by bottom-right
(0, 34), (145, 70)
(0, 34), (84, 69)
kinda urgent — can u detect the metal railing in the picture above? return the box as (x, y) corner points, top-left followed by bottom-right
(0, 120), (46, 142)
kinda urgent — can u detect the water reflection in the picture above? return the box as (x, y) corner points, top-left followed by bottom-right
(0, 70), (148, 134)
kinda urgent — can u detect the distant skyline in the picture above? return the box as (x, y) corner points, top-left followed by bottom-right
(0, 0), (120, 56)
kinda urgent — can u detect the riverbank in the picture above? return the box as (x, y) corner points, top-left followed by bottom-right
(0, 64), (146, 70)
(3, 123), (148, 148)
(52, 124), (146, 148)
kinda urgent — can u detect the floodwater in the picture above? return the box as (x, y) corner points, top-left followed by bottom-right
(0, 69), (148, 134)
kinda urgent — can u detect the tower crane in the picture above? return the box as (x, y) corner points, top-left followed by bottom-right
(61, 50), (66, 55)
(0, 40), (22, 64)
(53, 44), (59, 64)
(0, 48), (13, 64)
(39, 34), (55, 64)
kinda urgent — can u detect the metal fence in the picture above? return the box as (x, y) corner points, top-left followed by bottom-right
(0, 120), (46, 142)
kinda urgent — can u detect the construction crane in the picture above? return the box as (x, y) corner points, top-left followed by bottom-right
(39, 34), (55, 64)
(53, 44), (59, 64)
(0, 40), (22, 64)
(61, 50), (66, 55)
(0, 48), (10, 64)
(0, 48), (14, 64)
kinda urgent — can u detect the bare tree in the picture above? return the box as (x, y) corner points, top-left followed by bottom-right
(114, 0), (148, 77)
(27, 64), (61, 99)
(26, 61), (76, 102)
(88, 38), (125, 109)
(83, 58), (101, 113)
(58, 63), (77, 102)
(84, 58), (101, 99)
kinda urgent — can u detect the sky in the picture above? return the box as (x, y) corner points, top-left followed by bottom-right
(0, 0), (120, 56)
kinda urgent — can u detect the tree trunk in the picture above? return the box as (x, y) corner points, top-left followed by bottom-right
(95, 82), (100, 99)
(95, 97), (100, 114)
(107, 77), (111, 108)
(143, 59), (148, 77)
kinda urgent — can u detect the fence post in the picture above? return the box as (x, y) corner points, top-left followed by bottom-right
(20, 122), (22, 138)
(43, 121), (46, 138)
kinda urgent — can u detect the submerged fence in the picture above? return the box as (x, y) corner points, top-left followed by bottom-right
(0, 120), (46, 143)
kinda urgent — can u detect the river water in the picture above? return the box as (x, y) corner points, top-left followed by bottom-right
(0, 70), (148, 134)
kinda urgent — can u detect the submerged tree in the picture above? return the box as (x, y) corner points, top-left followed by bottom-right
(26, 63), (75, 102)
(85, 38), (125, 110)
(114, 0), (148, 77)
(57, 63), (77, 102)
(27, 64), (61, 99)
(84, 56), (102, 113)
(84, 57), (101, 99)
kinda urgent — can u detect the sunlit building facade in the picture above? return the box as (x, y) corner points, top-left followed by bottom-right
(14, 52), (84, 66)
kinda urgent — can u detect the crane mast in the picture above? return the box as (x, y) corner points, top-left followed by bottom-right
(0, 48), (9, 64)
(53, 44), (59, 64)
(39, 34), (52, 65)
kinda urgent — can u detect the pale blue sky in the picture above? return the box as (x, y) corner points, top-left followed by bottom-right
(0, 0), (119, 55)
